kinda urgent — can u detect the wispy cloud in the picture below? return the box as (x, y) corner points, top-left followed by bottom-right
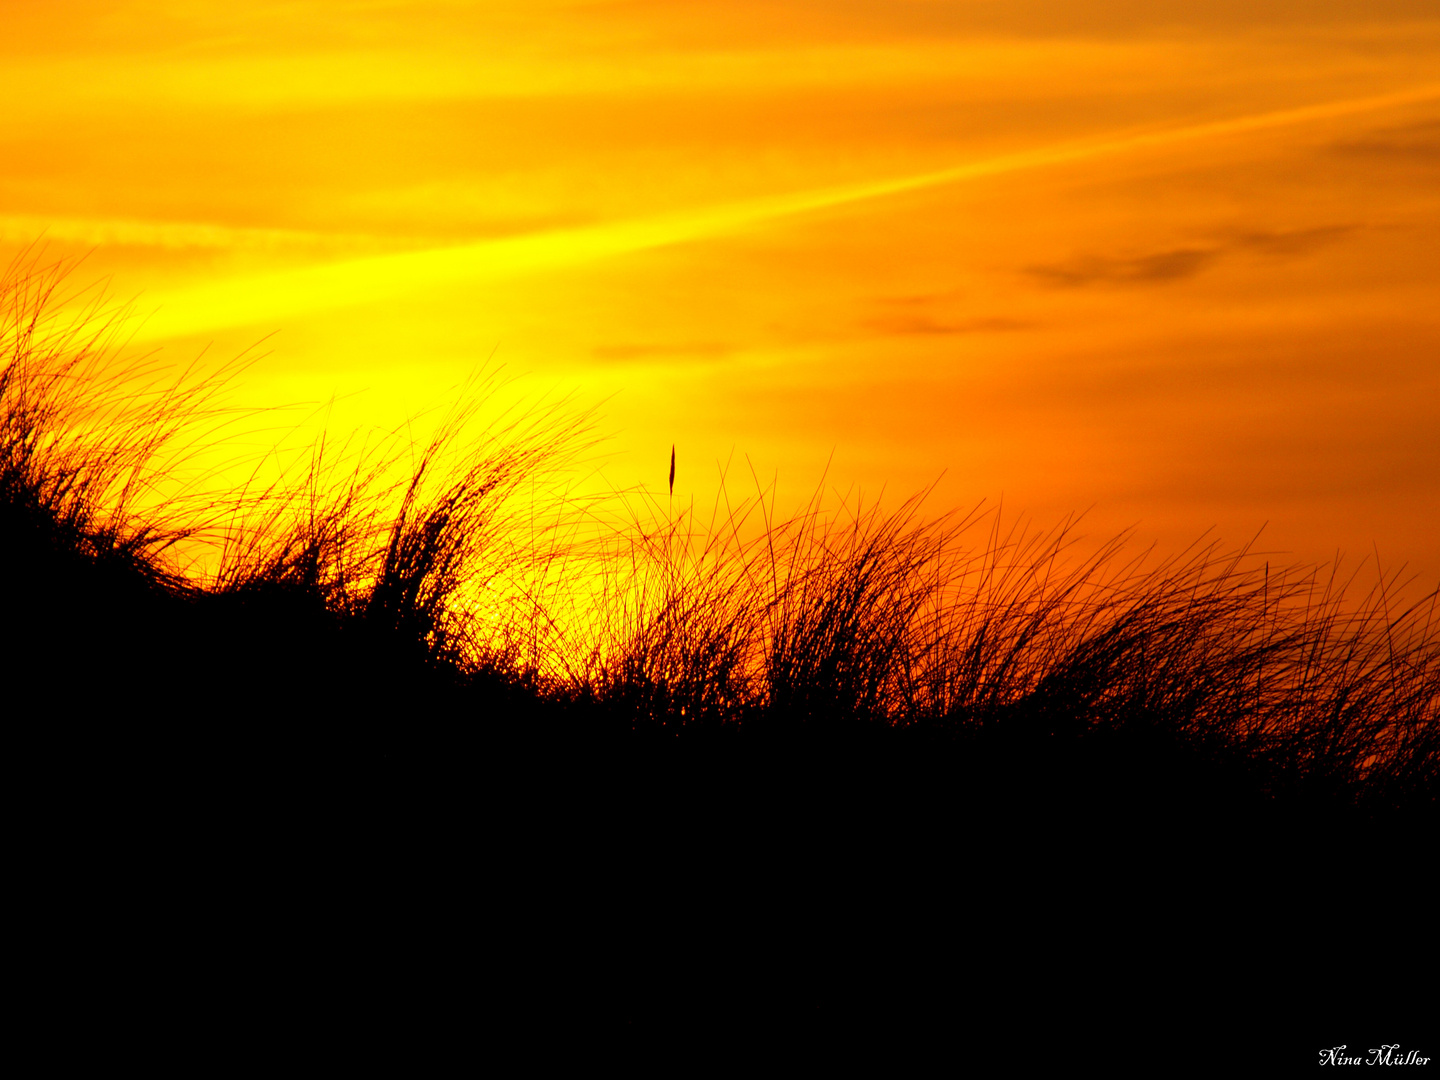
(0, 38), (1244, 118)
(0, 212), (393, 253)
(1027, 225), (1356, 288)
(862, 315), (1033, 336)
(1028, 248), (1217, 287)
(592, 342), (734, 361)
(1233, 225), (1355, 256)
(1332, 119), (1440, 163)
(126, 83), (1440, 342)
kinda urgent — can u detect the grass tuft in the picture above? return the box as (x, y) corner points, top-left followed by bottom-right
(4, 253), (1435, 829)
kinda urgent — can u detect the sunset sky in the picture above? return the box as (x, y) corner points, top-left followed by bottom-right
(4, 0), (1438, 578)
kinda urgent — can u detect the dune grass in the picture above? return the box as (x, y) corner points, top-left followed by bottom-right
(4, 251), (1435, 825)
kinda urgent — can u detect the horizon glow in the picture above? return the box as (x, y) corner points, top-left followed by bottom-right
(3, 0), (1438, 578)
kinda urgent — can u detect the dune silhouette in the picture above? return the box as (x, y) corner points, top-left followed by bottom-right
(9, 248), (1436, 1053)
(7, 252), (1434, 830)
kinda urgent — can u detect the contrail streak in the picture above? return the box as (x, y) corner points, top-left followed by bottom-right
(131, 83), (1440, 342)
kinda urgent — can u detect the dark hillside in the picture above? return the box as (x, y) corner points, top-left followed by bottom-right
(5, 257), (1436, 1056)
(5, 255), (1434, 829)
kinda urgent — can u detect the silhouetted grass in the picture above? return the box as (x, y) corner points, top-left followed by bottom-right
(5, 252), (1435, 836)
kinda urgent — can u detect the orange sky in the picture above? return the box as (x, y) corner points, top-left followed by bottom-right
(4, 0), (1438, 580)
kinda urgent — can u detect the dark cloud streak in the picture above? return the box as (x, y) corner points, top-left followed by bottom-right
(1027, 225), (1356, 288)
(1331, 120), (1440, 164)
(802, 0), (1440, 38)
(863, 314), (1034, 336)
(1027, 248), (1217, 287)
(1234, 225), (1355, 256)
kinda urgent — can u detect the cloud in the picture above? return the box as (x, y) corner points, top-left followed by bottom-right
(1234, 225), (1355, 256)
(815, 0), (1440, 37)
(862, 314), (1033, 335)
(127, 83), (1440, 341)
(591, 342), (734, 360)
(1331, 119), (1440, 164)
(0, 212), (385, 253)
(1028, 248), (1217, 287)
(1028, 225), (1355, 288)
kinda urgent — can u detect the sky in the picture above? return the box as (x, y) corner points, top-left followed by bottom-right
(4, 0), (1438, 580)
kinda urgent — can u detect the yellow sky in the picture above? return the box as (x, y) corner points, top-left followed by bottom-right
(4, 0), (1439, 578)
